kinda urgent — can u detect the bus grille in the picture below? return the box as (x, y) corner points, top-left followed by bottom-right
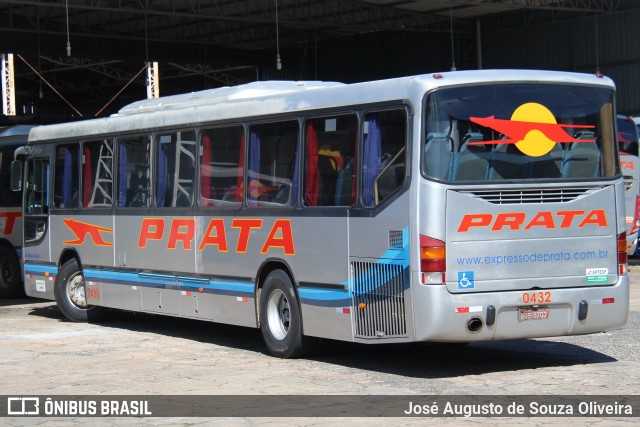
(351, 262), (407, 338)
(388, 230), (404, 249)
(457, 187), (596, 204)
(624, 177), (633, 191)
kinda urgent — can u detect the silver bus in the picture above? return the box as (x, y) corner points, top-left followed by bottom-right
(0, 124), (35, 298)
(618, 114), (640, 255)
(12, 70), (629, 357)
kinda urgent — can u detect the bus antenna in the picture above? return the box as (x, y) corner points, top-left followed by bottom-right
(594, 12), (600, 74)
(450, 7), (456, 71)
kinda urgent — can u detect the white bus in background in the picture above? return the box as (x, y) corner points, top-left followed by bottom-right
(12, 70), (629, 358)
(617, 115), (640, 256)
(0, 124), (35, 298)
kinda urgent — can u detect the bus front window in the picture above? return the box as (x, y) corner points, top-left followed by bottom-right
(423, 84), (617, 182)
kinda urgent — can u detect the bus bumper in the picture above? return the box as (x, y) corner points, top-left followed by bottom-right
(411, 275), (629, 342)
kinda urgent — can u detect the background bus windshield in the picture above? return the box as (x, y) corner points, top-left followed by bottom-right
(423, 84), (616, 181)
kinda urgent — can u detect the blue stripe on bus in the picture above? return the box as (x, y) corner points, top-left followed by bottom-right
(298, 287), (351, 307)
(85, 267), (254, 297)
(24, 263), (58, 276)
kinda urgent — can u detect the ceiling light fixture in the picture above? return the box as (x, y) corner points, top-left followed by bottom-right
(276, 0), (282, 70)
(65, 0), (71, 56)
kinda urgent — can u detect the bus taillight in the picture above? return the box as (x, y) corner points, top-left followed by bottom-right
(420, 235), (445, 284)
(618, 232), (628, 275)
(631, 195), (640, 235)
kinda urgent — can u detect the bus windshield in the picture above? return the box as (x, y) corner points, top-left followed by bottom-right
(423, 83), (617, 181)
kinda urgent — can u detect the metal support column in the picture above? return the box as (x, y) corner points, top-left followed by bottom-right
(2, 53), (16, 116)
(146, 61), (159, 99)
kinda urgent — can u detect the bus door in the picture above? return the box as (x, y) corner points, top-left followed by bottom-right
(22, 157), (52, 297)
(348, 108), (412, 341)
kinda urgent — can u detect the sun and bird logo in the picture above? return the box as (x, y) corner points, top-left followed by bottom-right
(469, 102), (596, 157)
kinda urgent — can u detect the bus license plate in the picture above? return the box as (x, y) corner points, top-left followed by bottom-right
(519, 308), (549, 321)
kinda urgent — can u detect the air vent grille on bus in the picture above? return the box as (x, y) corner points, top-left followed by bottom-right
(624, 177), (633, 192)
(352, 262), (407, 339)
(388, 230), (404, 249)
(457, 187), (596, 204)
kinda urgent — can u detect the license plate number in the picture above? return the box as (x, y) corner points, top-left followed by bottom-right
(521, 291), (552, 304)
(519, 308), (549, 321)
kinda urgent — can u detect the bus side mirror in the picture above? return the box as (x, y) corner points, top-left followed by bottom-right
(10, 160), (22, 192)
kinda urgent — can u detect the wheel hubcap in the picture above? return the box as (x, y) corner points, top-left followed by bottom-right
(267, 289), (290, 340)
(67, 272), (87, 308)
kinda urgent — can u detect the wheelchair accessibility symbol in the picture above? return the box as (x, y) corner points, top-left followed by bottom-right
(458, 271), (475, 289)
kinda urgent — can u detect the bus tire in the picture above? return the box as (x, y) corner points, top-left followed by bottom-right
(0, 246), (23, 298)
(259, 269), (309, 358)
(54, 258), (108, 323)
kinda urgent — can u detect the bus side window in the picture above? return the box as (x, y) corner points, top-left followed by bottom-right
(25, 158), (49, 216)
(304, 114), (357, 207)
(156, 130), (196, 208)
(247, 121), (299, 207)
(53, 143), (79, 209)
(117, 136), (151, 208)
(199, 126), (244, 206)
(363, 109), (407, 207)
(82, 139), (113, 208)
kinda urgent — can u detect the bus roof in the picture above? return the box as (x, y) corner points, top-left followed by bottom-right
(0, 124), (38, 144)
(28, 69), (615, 144)
(0, 124), (37, 138)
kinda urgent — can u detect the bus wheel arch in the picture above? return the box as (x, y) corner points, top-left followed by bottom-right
(58, 248), (82, 271)
(0, 241), (23, 298)
(255, 260), (309, 358)
(54, 252), (108, 323)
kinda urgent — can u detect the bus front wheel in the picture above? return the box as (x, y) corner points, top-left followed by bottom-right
(259, 269), (309, 358)
(0, 246), (23, 298)
(54, 258), (108, 322)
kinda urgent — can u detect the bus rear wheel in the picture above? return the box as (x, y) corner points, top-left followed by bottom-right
(0, 246), (23, 299)
(259, 269), (309, 358)
(54, 258), (108, 322)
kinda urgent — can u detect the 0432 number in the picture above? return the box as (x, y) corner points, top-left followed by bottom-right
(521, 291), (551, 304)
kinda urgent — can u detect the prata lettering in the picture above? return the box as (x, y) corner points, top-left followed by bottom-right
(138, 218), (295, 255)
(458, 209), (607, 232)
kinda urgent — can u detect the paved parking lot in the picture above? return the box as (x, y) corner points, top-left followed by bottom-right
(1, 266), (639, 426)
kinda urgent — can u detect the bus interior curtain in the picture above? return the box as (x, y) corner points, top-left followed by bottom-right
(201, 134), (212, 199)
(249, 130), (260, 176)
(305, 123), (319, 206)
(291, 134), (299, 205)
(248, 130), (260, 204)
(363, 115), (381, 207)
(63, 147), (72, 207)
(83, 146), (92, 207)
(236, 133), (245, 201)
(118, 143), (127, 207)
(351, 134), (357, 204)
(157, 143), (168, 206)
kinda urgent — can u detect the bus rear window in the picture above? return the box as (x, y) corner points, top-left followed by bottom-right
(423, 84), (617, 182)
